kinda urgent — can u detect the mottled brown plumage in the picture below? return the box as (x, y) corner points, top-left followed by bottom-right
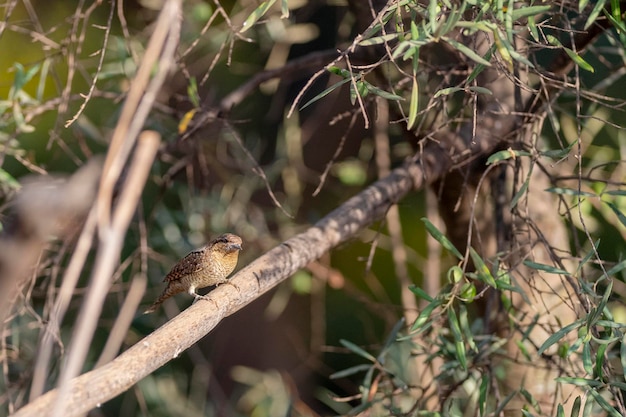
(144, 233), (243, 314)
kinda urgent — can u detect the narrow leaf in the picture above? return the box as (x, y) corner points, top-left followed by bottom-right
(470, 248), (497, 288)
(407, 77), (419, 129)
(523, 260), (570, 275)
(511, 5), (551, 20)
(330, 364), (372, 379)
(555, 377), (601, 387)
(606, 259), (626, 277)
(537, 320), (582, 355)
(340, 339), (376, 363)
(570, 396), (581, 417)
(410, 298), (442, 332)
(604, 201), (626, 228)
(300, 78), (350, 110)
(487, 149), (531, 165)
(448, 307), (467, 370)
(359, 34), (399, 46)
(421, 217), (463, 259)
(434, 87), (464, 97)
(479, 374), (489, 417)
(589, 389), (621, 417)
(443, 37), (492, 66)
(545, 187), (595, 197)
(409, 285), (434, 302)
(563, 47), (595, 72)
(583, 0), (606, 30)
(240, 0), (276, 33)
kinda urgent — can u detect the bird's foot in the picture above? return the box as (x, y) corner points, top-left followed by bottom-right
(216, 280), (241, 293)
(192, 293), (219, 309)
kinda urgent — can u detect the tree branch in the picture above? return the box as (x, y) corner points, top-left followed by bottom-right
(11, 154), (433, 417)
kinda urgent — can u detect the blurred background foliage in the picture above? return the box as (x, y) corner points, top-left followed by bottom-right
(1, 0), (626, 416)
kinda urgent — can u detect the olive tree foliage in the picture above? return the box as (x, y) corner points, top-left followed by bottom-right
(1, 0), (626, 416)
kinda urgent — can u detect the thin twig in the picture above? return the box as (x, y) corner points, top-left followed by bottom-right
(224, 121), (293, 218)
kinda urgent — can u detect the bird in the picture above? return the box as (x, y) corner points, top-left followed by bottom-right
(144, 233), (243, 314)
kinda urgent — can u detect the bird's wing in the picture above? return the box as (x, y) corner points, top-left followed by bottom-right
(163, 250), (206, 282)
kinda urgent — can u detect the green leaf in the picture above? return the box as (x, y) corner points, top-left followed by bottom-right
(610, 381), (626, 390)
(468, 86), (492, 95)
(443, 37), (492, 66)
(523, 260), (570, 275)
(11, 63), (41, 98)
(528, 16), (539, 42)
(493, 28), (513, 70)
(410, 20), (419, 40)
(570, 396), (581, 417)
(240, 0), (276, 32)
(510, 5), (551, 20)
(545, 187), (595, 197)
(365, 84), (404, 101)
(537, 320), (583, 355)
(409, 285), (434, 302)
(541, 140), (576, 159)
(407, 77), (419, 129)
(410, 298), (442, 332)
(605, 259), (626, 277)
(0, 168), (21, 190)
(330, 364), (372, 379)
(459, 304), (477, 351)
(547, 34), (594, 72)
(563, 48), (595, 72)
(520, 388), (541, 413)
(511, 173), (530, 209)
(604, 201), (626, 228)
(595, 343), (607, 379)
(434, 86), (464, 97)
(583, 0), (606, 30)
(583, 342), (593, 375)
(466, 46), (493, 84)
(555, 377), (601, 387)
(359, 34), (399, 46)
(516, 340), (532, 361)
(448, 265), (464, 283)
(448, 307), (467, 370)
(187, 77), (200, 108)
(479, 374), (489, 417)
(421, 217), (463, 260)
(328, 66), (352, 78)
(604, 190), (626, 196)
(299, 78), (350, 110)
(589, 389), (621, 417)
(486, 149), (531, 165)
(470, 248), (497, 288)
(350, 80), (369, 105)
(340, 339), (376, 363)
(494, 391), (517, 416)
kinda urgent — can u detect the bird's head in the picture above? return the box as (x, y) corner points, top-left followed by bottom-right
(212, 233), (243, 254)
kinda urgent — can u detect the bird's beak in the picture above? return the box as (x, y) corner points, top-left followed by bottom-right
(229, 243), (242, 251)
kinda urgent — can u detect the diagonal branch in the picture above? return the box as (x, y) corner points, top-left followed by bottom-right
(11, 149), (441, 417)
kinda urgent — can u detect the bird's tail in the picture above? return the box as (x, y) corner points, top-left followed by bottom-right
(144, 284), (185, 314)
